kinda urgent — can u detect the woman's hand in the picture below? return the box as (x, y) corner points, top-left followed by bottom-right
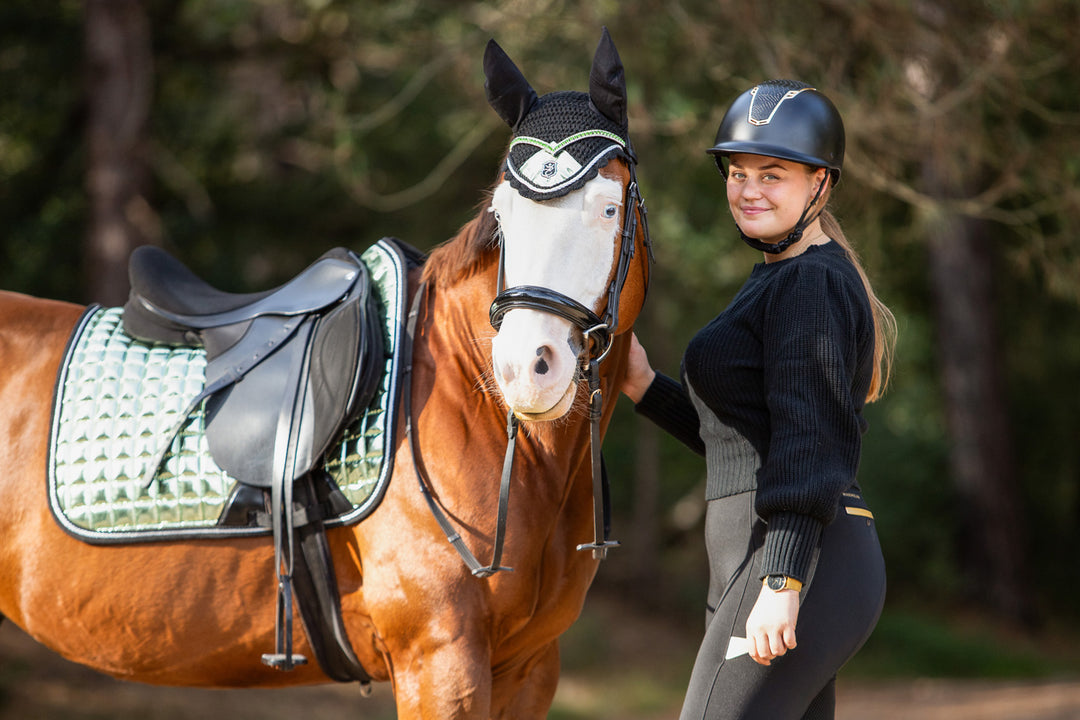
(745, 583), (800, 666)
(622, 332), (656, 404)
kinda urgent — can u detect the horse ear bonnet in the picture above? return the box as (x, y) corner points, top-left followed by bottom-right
(485, 28), (631, 201)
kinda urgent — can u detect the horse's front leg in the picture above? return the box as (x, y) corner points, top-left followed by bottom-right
(388, 626), (493, 720)
(491, 640), (561, 720)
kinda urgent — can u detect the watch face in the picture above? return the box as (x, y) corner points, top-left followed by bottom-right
(767, 575), (785, 591)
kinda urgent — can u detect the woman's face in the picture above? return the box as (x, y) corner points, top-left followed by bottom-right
(726, 153), (826, 245)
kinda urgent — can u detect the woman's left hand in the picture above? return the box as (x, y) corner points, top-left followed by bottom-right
(745, 583), (800, 666)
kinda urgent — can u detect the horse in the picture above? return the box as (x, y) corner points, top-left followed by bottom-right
(0, 28), (651, 719)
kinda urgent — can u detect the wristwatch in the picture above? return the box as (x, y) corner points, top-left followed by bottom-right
(764, 574), (803, 593)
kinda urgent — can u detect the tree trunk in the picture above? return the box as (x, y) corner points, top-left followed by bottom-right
(84, 0), (154, 306)
(925, 187), (1031, 623)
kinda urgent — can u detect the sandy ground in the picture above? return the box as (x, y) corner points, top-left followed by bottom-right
(4, 616), (1080, 720)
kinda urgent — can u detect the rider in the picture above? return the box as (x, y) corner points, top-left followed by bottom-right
(623, 79), (897, 719)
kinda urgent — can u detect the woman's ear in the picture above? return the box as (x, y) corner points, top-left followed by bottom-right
(812, 167), (829, 198)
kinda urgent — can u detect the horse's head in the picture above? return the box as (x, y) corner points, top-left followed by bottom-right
(484, 29), (651, 422)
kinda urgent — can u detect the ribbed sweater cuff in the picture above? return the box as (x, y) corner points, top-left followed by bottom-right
(760, 512), (823, 583)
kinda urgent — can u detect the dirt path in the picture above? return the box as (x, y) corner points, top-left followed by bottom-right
(4, 622), (1080, 719)
(836, 678), (1080, 720)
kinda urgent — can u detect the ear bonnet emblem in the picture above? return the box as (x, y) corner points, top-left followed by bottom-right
(484, 29), (630, 201)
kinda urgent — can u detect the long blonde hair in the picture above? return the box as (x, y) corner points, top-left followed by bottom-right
(819, 208), (897, 403)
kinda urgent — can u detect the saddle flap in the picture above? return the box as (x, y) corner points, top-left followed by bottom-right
(200, 249), (383, 489)
(204, 319), (316, 487)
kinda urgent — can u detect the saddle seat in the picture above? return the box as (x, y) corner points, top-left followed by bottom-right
(125, 246), (361, 353)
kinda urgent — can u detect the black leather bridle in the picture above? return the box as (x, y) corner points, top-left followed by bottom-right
(488, 147), (651, 365)
(402, 147), (651, 579)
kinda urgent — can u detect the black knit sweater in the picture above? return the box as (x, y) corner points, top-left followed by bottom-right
(636, 241), (876, 582)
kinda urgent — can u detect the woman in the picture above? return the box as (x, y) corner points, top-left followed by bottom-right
(624, 80), (897, 719)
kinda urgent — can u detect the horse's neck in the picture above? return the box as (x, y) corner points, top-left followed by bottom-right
(422, 262), (496, 386)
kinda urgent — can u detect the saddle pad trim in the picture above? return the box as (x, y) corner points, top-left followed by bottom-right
(322, 239), (406, 529)
(47, 238), (408, 544)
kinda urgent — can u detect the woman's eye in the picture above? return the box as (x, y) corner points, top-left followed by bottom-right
(603, 204), (618, 219)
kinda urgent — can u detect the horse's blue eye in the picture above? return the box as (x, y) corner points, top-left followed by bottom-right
(603, 205), (618, 218)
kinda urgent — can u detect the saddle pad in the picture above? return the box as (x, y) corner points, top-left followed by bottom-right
(48, 239), (408, 543)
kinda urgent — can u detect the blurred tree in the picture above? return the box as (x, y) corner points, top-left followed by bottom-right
(597, 0), (1079, 625)
(0, 0), (85, 300)
(84, 0), (154, 305)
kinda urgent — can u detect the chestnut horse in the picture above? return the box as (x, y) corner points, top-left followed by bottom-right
(0, 29), (650, 719)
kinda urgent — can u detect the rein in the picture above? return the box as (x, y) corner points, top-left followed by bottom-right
(403, 283), (513, 578)
(403, 151), (651, 580)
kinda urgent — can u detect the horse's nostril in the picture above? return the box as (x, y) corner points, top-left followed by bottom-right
(535, 346), (550, 375)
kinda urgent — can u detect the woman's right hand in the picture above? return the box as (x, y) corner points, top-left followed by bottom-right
(622, 332), (656, 404)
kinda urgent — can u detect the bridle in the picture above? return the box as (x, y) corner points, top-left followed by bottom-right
(489, 142), (651, 364)
(404, 142), (652, 578)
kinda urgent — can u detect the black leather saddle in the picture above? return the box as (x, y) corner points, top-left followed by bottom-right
(122, 244), (389, 681)
(123, 245), (384, 492)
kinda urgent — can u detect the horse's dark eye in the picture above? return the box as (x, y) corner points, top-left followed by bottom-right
(603, 205), (618, 219)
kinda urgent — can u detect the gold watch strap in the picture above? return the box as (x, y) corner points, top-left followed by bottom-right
(764, 575), (803, 593)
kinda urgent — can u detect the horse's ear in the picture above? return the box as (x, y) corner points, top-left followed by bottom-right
(484, 39), (538, 132)
(589, 27), (627, 128)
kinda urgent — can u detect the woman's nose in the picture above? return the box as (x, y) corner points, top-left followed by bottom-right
(741, 178), (763, 198)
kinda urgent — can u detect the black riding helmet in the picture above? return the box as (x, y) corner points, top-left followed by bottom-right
(707, 79), (845, 254)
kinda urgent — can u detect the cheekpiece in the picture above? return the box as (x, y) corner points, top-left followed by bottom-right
(505, 91), (629, 201)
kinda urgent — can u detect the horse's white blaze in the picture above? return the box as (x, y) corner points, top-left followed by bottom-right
(489, 175), (623, 419)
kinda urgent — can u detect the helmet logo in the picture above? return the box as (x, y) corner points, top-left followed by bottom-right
(747, 86), (814, 126)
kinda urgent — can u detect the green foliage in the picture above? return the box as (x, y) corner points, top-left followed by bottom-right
(0, 0), (85, 300)
(850, 608), (1080, 678)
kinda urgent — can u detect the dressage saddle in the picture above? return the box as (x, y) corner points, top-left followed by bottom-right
(123, 244), (385, 684)
(124, 245), (384, 492)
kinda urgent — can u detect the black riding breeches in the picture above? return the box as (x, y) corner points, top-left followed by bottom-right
(678, 488), (886, 720)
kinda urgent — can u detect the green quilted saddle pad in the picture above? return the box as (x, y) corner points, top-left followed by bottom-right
(47, 239), (408, 543)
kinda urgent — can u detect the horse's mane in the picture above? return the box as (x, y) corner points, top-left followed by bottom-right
(420, 189), (500, 289)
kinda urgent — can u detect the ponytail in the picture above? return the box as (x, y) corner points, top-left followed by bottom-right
(820, 210), (897, 402)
